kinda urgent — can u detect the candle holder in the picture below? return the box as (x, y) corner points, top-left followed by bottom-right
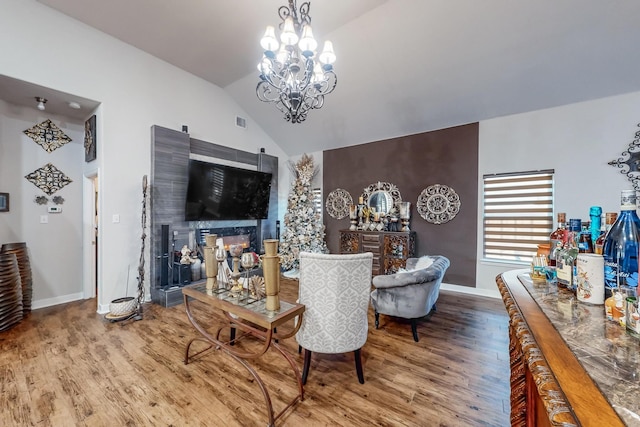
(240, 252), (257, 299)
(215, 246), (229, 288)
(349, 204), (358, 231)
(228, 244), (244, 295)
(399, 202), (411, 232)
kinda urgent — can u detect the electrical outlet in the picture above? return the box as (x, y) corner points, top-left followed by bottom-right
(112, 214), (120, 223)
(40, 215), (48, 224)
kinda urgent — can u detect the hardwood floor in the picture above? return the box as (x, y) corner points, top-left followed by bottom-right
(0, 280), (510, 427)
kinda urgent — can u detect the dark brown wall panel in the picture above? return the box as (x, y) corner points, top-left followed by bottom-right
(323, 123), (478, 287)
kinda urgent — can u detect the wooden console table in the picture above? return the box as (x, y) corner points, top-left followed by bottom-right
(497, 269), (635, 426)
(339, 230), (415, 275)
(182, 283), (305, 427)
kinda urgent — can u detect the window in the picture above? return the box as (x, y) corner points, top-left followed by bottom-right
(483, 170), (554, 262)
(312, 188), (323, 215)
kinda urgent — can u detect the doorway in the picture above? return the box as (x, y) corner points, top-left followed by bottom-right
(83, 171), (99, 307)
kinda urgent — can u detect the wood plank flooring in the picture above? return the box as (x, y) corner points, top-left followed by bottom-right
(0, 281), (510, 426)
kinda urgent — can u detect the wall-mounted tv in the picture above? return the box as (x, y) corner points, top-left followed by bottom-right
(185, 160), (272, 221)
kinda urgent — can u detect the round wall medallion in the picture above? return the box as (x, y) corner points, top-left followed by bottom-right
(325, 188), (353, 219)
(417, 184), (461, 224)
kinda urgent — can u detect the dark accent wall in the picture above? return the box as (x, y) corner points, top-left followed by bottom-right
(323, 123), (478, 287)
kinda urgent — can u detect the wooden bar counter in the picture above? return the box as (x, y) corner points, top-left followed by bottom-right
(497, 269), (640, 426)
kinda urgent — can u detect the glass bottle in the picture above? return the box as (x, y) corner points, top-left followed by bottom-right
(603, 190), (640, 299)
(590, 206), (602, 247)
(605, 290), (625, 323)
(549, 213), (567, 267)
(578, 223), (594, 253)
(595, 212), (617, 255)
(557, 220), (580, 289)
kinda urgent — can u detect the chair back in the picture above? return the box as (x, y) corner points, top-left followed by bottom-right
(296, 252), (373, 354)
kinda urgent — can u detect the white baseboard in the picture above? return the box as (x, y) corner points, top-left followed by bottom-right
(440, 282), (501, 299)
(31, 292), (85, 310)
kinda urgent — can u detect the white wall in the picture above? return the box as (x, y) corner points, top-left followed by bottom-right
(0, 100), (85, 307)
(476, 90), (640, 295)
(1, 0), (286, 311)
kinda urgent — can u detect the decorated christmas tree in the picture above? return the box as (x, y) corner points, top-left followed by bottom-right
(279, 154), (328, 272)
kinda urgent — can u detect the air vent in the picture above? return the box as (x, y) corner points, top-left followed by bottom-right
(235, 116), (247, 129)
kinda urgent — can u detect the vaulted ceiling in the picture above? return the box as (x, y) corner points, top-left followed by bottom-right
(30, 0), (640, 155)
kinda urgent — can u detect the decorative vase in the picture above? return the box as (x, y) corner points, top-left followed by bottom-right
(262, 239), (280, 311)
(191, 258), (202, 281)
(204, 234), (218, 290)
(264, 239), (279, 257)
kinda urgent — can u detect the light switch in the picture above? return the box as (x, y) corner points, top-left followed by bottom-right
(112, 214), (120, 223)
(40, 215), (48, 224)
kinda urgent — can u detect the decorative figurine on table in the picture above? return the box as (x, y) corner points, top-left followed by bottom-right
(180, 245), (192, 264)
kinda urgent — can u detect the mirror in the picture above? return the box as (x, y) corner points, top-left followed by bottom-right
(361, 181), (402, 216)
(368, 191), (393, 215)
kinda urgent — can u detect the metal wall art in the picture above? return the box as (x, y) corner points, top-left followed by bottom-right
(417, 184), (461, 225)
(25, 163), (72, 195)
(23, 119), (72, 153)
(84, 115), (97, 162)
(609, 123), (640, 190)
(325, 188), (352, 219)
(34, 196), (48, 205)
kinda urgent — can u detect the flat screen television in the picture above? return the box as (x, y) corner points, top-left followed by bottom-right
(185, 160), (272, 221)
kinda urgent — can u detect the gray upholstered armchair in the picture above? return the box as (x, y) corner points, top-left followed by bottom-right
(370, 255), (450, 342)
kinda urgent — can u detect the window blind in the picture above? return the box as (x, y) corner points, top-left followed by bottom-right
(483, 170), (554, 262)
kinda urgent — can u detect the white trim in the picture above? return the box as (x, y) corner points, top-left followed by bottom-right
(440, 282), (501, 299)
(31, 293), (85, 310)
(97, 302), (110, 314)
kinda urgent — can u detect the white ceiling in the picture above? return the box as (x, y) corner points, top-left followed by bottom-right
(24, 0), (640, 155)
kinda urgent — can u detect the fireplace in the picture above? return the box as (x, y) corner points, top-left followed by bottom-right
(197, 226), (259, 253)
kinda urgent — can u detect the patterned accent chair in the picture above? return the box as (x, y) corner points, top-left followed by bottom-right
(296, 251), (374, 384)
(370, 255), (450, 342)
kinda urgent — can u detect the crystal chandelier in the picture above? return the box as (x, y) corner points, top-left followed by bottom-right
(257, 1), (337, 124)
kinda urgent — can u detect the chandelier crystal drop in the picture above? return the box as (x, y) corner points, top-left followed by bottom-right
(256, 0), (337, 124)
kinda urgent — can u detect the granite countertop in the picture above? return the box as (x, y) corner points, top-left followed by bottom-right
(516, 270), (640, 426)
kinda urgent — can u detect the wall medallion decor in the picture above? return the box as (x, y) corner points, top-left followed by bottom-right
(84, 114), (97, 162)
(417, 184), (461, 225)
(24, 163), (72, 195)
(325, 188), (353, 219)
(608, 122), (640, 190)
(23, 119), (72, 153)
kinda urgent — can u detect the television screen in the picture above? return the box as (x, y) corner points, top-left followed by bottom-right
(185, 160), (272, 221)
